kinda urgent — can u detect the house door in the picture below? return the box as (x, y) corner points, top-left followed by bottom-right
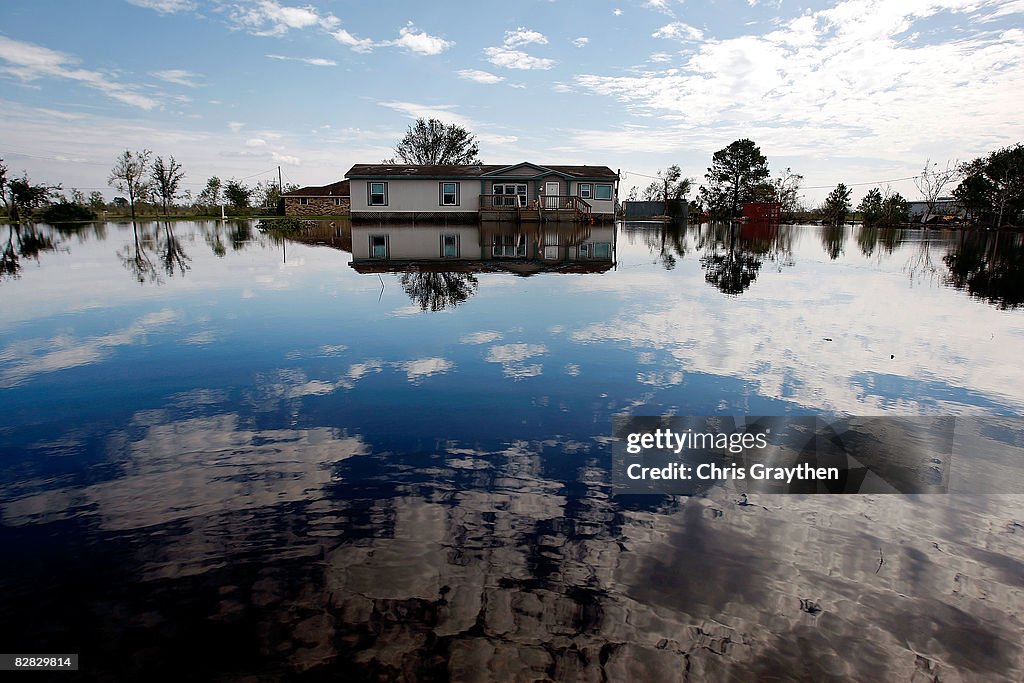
(545, 181), (560, 209)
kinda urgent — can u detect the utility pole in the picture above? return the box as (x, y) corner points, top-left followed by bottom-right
(278, 166), (283, 194)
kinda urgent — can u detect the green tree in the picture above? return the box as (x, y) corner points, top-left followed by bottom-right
(822, 183), (852, 226)
(109, 149), (152, 223)
(151, 155), (185, 216)
(386, 118), (482, 165)
(641, 165), (692, 203)
(224, 179), (251, 210)
(698, 139), (771, 219)
(88, 191), (106, 212)
(5, 173), (60, 221)
(880, 191), (909, 225)
(858, 187), (883, 226)
(197, 177), (222, 208)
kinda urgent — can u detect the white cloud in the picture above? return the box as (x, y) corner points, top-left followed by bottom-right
(332, 28), (375, 53)
(461, 331), (503, 344)
(265, 54), (337, 66)
(151, 69), (203, 87)
(572, 0), (1024, 163)
(397, 357), (454, 382)
(389, 24), (454, 55)
(271, 151), (300, 165)
(227, 121), (245, 132)
(379, 101), (475, 128)
(232, 0), (339, 36)
(573, 37), (590, 48)
(0, 36), (158, 109)
(457, 69), (504, 84)
(126, 0), (195, 13)
(245, 138), (266, 147)
(652, 21), (705, 41)
(613, 8), (623, 16)
(484, 343), (549, 379)
(484, 47), (555, 70)
(503, 27), (548, 47)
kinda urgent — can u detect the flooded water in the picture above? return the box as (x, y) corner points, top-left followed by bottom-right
(2, 218), (1024, 681)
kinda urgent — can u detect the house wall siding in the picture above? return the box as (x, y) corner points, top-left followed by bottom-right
(351, 179), (480, 213)
(284, 196), (350, 216)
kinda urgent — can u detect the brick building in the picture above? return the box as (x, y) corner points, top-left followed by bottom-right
(282, 180), (350, 217)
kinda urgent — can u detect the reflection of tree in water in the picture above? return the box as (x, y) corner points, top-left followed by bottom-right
(698, 223), (764, 295)
(159, 222), (190, 277)
(2, 224), (59, 283)
(856, 225), (904, 258)
(118, 222), (160, 284)
(820, 224), (846, 260)
(399, 270), (479, 312)
(229, 220), (252, 251)
(943, 231), (1024, 310)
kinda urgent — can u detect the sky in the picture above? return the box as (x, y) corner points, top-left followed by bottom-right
(0, 0), (1022, 206)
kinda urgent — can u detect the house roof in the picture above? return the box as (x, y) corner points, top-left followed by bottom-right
(282, 180), (350, 197)
(345, 164), (618, 180)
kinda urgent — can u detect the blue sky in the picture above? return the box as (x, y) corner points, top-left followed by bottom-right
(1, 0), (1022, 205)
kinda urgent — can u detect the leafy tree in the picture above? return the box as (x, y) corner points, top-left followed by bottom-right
(858, 188), (884, 226)
(880, 191), (909, 225)
(224, 179), (251, 210)
(5, 173), (60, 221)
(641, 165), (692, 203)
(88, 191), (106, 212)
(109, 149), (152, 223)
(197, 177), (222, 207)
(386, 118), (482, 165)
(952, 171), (994, 225)
(822, 183), (852, 226)
(42, 199), (97, 223)
(698, 139), (771, 219)
(151, 155), (185, 216)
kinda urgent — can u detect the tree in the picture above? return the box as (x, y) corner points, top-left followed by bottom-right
(641, 164), (692, 206)
(5, 173), (60, 221)
(197, 177), (222, 207)
(88, 191), (106, 212)
(880, 190), (909, 225)
(952, 144), (1024, 228)
(151, 155), (185, 216)
(858, 188), (884, 226)
(914, 158), (959, 223)
(769, 168), (803, 221)
(386, 118), (482, 165)
(109, 149), (152, 223)
(224, 179), (251, 210)
(822, 183), (852, 226)
(698, 139), (771, 219)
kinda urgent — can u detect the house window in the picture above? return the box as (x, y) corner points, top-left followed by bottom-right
(493, 183), (527, 207)
(368, 182), (388, 206)
(579, 183), (593, 199)
(593, 242), (611, 258)
(300, 197), (309, 205)
(595, 184), (613, 200)
(441, 233), (459, 257)
(370, 234), (388, 259)
(440, 182), (460, 206)
(333, 197), (343, 206)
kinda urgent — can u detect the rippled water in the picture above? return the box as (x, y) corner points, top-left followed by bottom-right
(1, 219), (1023, 680)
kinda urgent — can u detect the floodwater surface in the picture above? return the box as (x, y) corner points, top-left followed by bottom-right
(1, 219), (1024, 681)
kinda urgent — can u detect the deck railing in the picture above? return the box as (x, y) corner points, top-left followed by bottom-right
(479, 194), (592, 213)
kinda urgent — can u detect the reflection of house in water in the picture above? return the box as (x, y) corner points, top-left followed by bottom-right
(349, 223), (616, 276)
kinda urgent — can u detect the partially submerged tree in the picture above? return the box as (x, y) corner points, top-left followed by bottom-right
(386, 118), (482, 165)
(858, 187), (884, 226)
(5, 172), (60, 221)
(914, 158), (960, 223)
(151, 155), (185, 216)
(641, 165), (692, 204)
(698, 139), (771, 219)
(822, 183), (852, 226)
(224, 179), (251, 210)
(197, 176), (223, 208)
(109, 149), (152, 223)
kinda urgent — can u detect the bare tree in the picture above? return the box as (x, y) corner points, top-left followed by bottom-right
(151, 156), (185, 216)
(914, 159), (959, 224)
(109, 150), (152, 223)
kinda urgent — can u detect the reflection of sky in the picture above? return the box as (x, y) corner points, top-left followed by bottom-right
(3, 222), (1024, 678)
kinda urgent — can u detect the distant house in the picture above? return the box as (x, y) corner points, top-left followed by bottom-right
(908, 197), (961, 224)
(282, 180), (350, 216)
(345, 163), (619, 223)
